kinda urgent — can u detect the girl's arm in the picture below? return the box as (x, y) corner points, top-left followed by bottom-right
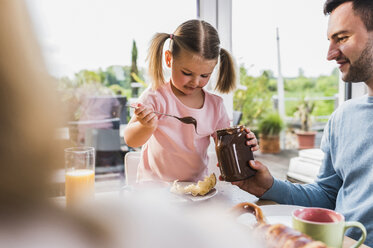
(123, 103), (158, 148)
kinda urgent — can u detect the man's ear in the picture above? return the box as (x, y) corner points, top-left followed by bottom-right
(165, 50), (172, 68)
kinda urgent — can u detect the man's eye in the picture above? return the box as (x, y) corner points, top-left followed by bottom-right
(182, 71), (192, 76)
(338, 36), (348, 43)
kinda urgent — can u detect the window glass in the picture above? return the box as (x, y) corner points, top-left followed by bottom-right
(25, 0), (196, 172)
(26, 0), (196, 77)
(232, 0), (339, 149)
(232, 0), (334, 77)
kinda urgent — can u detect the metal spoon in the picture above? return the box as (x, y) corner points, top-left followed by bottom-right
(128, 105), (199, 134)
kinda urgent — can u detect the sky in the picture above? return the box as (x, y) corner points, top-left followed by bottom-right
(25, 0), (337, 79)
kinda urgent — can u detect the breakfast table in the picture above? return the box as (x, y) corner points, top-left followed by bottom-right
(52, 177), (369, 248)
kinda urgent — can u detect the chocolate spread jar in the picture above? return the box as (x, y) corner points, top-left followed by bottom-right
(215, 126), (256, 182)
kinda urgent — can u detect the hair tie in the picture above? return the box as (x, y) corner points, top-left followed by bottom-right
(170, 34), (174, 40)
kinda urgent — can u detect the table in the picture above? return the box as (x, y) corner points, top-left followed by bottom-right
(53, 178), (369, 248)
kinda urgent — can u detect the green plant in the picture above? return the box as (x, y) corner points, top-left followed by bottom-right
(258, 112), (284, 136)
(130, 40), (139, 82)
(295, 97), (315, 132)
(234, 67), (273, 126)
(108, 84), (131, 98)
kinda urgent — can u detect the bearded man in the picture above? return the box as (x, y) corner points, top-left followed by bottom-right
(230, 0), (373, 246)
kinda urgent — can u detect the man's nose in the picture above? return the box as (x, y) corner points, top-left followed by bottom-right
(327, 43), (340, 61)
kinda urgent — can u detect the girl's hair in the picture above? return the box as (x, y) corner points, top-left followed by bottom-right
(147, 19), (236, 93)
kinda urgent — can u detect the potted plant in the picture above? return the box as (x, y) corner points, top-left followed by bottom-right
(294, 97), (316, 149)
(258, 112), (284, 154)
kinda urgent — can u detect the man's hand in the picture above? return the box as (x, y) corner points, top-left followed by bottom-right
(245, 128), (259, 152)
(228, 160), (274, 198)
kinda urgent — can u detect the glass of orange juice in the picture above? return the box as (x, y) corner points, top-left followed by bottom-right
(64, 147), (95, 208)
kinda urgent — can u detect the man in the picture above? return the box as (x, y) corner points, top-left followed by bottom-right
(232, 0), (373, 245)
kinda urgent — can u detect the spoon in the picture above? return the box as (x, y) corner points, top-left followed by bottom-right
(128, 105), (199, 134)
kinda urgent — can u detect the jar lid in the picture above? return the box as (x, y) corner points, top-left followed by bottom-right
(216, 125), (245, 136)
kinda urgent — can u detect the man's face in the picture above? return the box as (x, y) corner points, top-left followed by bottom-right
(327, 2), (373, 83)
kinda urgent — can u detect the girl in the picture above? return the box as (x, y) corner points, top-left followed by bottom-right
(124, 19), (258, 182)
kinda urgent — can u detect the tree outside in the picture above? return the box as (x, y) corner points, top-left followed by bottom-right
(234, 65), (339, 131)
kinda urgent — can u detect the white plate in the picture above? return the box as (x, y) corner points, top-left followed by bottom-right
(169, 182), (218, 202)
(172, 188), (218, 202)
(237, 204), (302, 227)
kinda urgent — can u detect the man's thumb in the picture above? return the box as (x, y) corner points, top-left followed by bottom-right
(249, 160), (262, 170)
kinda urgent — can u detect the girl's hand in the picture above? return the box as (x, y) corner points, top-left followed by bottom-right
(133, 103), (158, 130)
(245, 128), (259, 152)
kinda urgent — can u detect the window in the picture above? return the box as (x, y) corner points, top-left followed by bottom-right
(232, 0), (333, 77)
(25, 0), (196, 171)
(26, 0), (196, 77)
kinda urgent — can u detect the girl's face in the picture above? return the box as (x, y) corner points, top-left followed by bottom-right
(165, 49), (217, 96)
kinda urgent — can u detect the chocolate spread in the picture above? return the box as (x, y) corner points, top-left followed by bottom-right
(178, 116), (197, 131)
(215, 126), (256, 182)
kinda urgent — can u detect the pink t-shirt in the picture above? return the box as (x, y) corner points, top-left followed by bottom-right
(137, 82), (230, 182)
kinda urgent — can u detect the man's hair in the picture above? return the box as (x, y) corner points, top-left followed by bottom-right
(324, 0), (373, 31)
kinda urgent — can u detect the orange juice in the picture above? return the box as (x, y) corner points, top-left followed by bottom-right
(65, 169), (95, 208)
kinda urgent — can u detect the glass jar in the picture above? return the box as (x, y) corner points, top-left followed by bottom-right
(215, 126), (256, 182)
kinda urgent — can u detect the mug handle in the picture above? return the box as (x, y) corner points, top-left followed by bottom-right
(344, 221), (367, 248)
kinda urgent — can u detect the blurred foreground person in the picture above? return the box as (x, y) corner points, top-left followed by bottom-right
(0, 1), (109, 247)
(0, 1), (259, 247)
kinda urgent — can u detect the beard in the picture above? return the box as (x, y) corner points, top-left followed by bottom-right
(342, 37), (373, 83)
(342, 38), (373, 83)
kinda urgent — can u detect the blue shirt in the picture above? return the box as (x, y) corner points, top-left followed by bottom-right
(262, 95), (373, 246)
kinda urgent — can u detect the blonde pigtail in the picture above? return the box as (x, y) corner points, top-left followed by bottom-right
(146, 33), (170, 90)
(215, 48), (236, 93)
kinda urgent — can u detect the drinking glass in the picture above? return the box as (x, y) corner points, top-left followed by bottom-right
(64, 147), (95, 208)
